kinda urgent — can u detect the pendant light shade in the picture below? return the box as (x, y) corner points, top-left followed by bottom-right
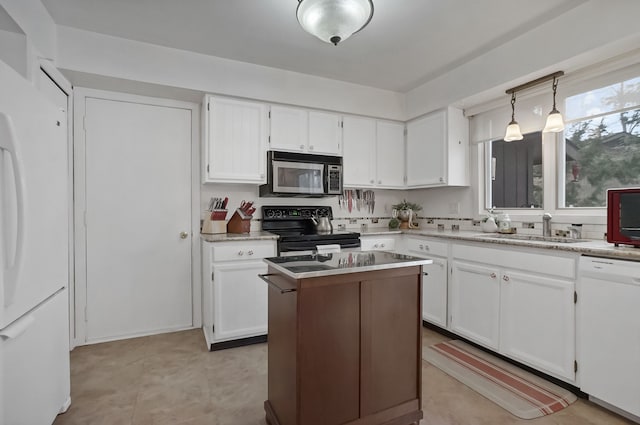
(297, 0), (374, 46)
(543, 76), (565, 133)
(504, 92), (523, 142)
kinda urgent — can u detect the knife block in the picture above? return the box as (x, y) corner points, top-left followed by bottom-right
(227, 209), (252, 234)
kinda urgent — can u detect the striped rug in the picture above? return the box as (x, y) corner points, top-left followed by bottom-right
(424, 340), (577, 419)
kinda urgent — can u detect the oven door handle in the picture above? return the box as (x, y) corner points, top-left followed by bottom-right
(259, 273), (297, 294)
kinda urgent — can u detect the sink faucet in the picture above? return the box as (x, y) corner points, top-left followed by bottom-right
(542, 213), (552, 237)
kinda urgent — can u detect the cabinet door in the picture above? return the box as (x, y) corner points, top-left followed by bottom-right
(406, 110), (446, 187)
(450, 260), (500, 350)
(342, 116), (376, 187)
(308, 111), (342, 156)
(500, 270), (575, 381)
(376, 121), (405, 188)
(269, 105), (308, 153)
(206, 97), (267, 183)
(422, 258), (448, 327)
(212, 261), (268, 340)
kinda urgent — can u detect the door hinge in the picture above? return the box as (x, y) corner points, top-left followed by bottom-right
(450, 266), (453, 275)
(404, 128), (408, 136)
(574, 291), (578, 304)
(340, 121), (343, 128)
(84, 306), (88, 322)
(212, 324), (215, 333)
(574, 360), (578, 373)
(207, 164), (210, 173)
(268, 110), (271, 119)
(207, 102), (210, 111)
(268, 135), (271, 144)
(211, 271), (214, 281)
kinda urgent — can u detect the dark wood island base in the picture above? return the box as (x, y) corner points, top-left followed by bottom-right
(261, 256), (426, 425)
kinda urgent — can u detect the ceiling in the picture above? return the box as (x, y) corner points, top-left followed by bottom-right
(41, 0), (586, 93)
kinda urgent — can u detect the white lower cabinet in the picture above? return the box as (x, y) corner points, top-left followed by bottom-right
(500, 270), (575, 381)
(450, 260), (501, 349)
(450, 243), (577, 382)
(202, 239), (276, 350)
(403, 237), (449, 327)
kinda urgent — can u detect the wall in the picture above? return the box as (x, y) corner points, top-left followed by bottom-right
(201, 184), (407, 232)
(55, 26), (406, 121)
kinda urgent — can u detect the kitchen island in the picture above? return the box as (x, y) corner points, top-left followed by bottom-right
(260, 251), (433, 425)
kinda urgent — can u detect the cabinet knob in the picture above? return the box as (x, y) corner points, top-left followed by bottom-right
(439, 177), (444, 182)
(503, 275), (510, 282)
(380, 243), (385, 248)
(424, 245), (430, 251)
(378, 180), (382, 184)
(309, 145), (314, 151)
(373, 244), (379, 248)
(419, 244), (424, 250)
(370, 179), (374, 184)
(300, 144), (305, 150)
(238, 251), (244, 256)
(490, 272), (497, 279)
(248, 250), (254, 256)
(180, 231), (189, 239)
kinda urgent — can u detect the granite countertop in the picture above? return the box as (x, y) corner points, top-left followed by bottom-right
(201, 231), (279, 242)
(400, 228), (640, 261)
(264, 251), (433, 279)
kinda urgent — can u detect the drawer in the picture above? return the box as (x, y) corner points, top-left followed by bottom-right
(360, 237), (396, 251)
(405, 237), (448, 257)
(452, 243), (576, 279)
(210, 240), (276, 262)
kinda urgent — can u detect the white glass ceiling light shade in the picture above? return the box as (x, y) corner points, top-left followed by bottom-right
(504, 92), (523, 142)
(543, 77), (565, 133)
(297, 0), (374, 46)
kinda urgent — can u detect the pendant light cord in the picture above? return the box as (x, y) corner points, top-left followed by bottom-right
(551, 77), (559, 110)
(510, 92), (517, 122)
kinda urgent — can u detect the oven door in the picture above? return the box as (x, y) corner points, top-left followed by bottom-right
(272, 160), (325, 195)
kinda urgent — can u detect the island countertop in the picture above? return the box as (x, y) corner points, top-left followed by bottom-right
(263, 250), (433, 279)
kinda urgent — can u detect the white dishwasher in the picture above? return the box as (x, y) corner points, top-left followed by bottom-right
(578, 256), (640, 420)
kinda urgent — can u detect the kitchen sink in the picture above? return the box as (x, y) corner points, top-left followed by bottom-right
(475, 234), (587, 243)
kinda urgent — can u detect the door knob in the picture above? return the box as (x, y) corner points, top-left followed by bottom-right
(180, 232), (189, 239)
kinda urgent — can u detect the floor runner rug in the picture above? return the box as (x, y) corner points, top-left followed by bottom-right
(424, 340), (577, 419)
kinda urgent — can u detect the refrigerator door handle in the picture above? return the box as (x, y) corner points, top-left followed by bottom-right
(0, 112), (26, 305)
(0, 314), (34, 340)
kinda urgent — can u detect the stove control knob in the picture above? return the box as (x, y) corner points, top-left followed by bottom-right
(275, 210), (282, 218)
(266, 210), (275, 218)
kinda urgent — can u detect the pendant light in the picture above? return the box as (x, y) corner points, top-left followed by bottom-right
(504, 92), (523, 142)
(543, 76), (565, 133)
(297, 0), (374, 46)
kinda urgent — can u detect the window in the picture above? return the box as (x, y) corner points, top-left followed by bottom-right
(486, 132), (543, 209)
(559, 76), (640, 208)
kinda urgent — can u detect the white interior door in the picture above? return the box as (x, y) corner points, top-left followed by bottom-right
(82, 95), (192, 343)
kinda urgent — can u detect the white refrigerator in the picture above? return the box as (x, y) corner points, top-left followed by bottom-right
(0, 59), (71, 424)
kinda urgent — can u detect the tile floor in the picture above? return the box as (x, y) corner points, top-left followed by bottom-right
(53, 327), (635, 425)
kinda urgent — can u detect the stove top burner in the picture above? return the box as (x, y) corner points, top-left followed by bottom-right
(262, 206), (360, 253)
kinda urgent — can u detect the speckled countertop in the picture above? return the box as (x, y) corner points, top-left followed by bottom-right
(201, 228), (640, 261)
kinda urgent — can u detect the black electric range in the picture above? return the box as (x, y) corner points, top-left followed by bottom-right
(261, 206), (360, 253)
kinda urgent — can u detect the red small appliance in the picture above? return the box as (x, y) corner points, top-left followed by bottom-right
(607, 187), (640, 247)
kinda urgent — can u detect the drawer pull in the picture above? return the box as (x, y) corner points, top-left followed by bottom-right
(248, 250), (254, 256)
(490, 272), (497, 279)
(502, 275), (510, 282)
(259, 273), (296, 294)
(238, 251), (244, 256)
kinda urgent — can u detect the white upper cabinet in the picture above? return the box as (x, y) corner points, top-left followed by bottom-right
(406, 106), (469, 188)
(269, 105), (342, 156)
(342, 116), (376, 187)
(203, 95), (268, 184)
(342, 116), (405, 189)
(269, 105), (308, 153)
(375, 121), (405, 188)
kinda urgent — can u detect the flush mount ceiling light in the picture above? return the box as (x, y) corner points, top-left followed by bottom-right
(296, 0), (374, 46)
(543, 76), (565, 133)
(504, 71), (565, 141)
(504, 92), (523, 142)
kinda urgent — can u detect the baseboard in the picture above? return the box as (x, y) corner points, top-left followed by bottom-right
(209, 334), (268, 351)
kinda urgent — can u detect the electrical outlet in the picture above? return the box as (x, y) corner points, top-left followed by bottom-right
(522, 222), (535, 229)
(555, 229), (569, 237)
(472, 220), (481, 226)
(349, 218), (357, 224)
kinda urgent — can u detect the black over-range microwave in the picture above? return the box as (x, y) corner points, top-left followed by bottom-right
(259, 151), (342, 197)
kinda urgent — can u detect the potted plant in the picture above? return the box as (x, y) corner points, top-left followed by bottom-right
(391, 200), (423, 229)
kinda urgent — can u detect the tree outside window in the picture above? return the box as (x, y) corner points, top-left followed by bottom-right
(562, 77), (640, 207)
